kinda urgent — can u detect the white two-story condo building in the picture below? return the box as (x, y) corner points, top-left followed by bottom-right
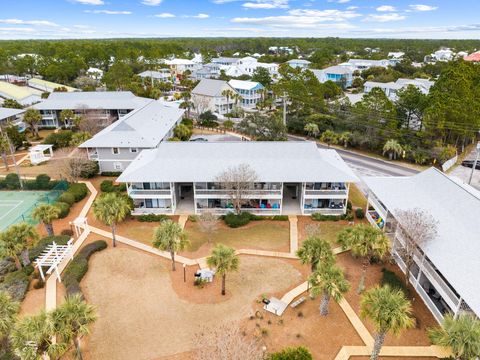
(79, 101), (184, 173)
(116, 141), (358, 216)
(33, 91), (152, 128)
(363, 168), (480, 323)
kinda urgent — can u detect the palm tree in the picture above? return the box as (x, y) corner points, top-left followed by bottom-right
(179, 100), (194, 118)
(233, 93), (243, 109)
(0, 135), (10, 170)
(23, 109), (42, 139)
(338, 225), (390, 293)
(59, 109), (75, 127)
(429, 313), (480, 360)
(383, 139), (403, 160)
(32, 204), (61, 237)
(304, 123), (319, 138)
(309, 263), (350, 316)
(207, 244), (239, 295)
(360, 285), (415, 360)
(51, 294), (97, 360)
(11, 311), (67, 360)
(296, 236), (334, 273)
(320, 130), (338, 147)
(221, 89), (235, 115)
(92, 193), (132, 247)
(0, 291), (19, 350)
(338, 131), (352, 148)
(152, 220), (189, 271)
(0, 223), (39, 269)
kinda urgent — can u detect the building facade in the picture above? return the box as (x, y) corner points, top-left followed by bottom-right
(191, 79), (237, 115)
(228, 80), (264, 109)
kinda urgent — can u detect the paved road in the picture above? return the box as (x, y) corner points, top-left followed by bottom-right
(287, 135), (419, 178)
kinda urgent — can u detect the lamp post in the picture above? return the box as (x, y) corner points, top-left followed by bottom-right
(183, 263), (186, 283)
(468, 142), (480, 185)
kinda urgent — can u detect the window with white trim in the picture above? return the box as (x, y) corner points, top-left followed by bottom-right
(112, 148), (119, 155)
(113, 162), (123, 171)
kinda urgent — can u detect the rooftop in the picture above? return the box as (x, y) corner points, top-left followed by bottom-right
(79, 100), (184, 148)
(363, 168), (480, 317)
(0, 107), (25, 120)
(33, 91), (152, 111)
(192, 79), (233, 97)
(228, 79), (264, 91)
(0, 82), (42, 103)
(117, 141), (359, 184)
(28, 78), (78, 92)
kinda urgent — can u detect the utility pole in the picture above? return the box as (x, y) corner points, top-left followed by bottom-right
(468, 142), (480, 185)
(282, 91), (287, 126)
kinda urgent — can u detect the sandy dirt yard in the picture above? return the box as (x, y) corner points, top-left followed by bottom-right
(81, 246), (303, 360)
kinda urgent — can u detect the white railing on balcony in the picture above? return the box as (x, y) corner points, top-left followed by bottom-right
(420, 259), (460, 310)
(368, 195), (388, 219)
(196, 207), (281, 215)
(414, 282), (444, 324)
(304, 189), (348, 196)
(132, 207), (174, 215)
(195, 189), (282, 196)
(366, 210), (385, 230)
(129, 189), (172, 197)
(303, 208), (345, 215)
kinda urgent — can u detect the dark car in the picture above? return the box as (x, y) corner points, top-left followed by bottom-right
(461, 160), (480, 170)
(190, 137), (208, 142)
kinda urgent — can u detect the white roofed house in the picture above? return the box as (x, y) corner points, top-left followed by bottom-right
(32, 91), (152, 128)
(0, 107), (26, 132)
(165, 59), (202, 77)
(345, 59), (390, 71)
(79, 101), (184, 173)
(312, 65), (355, 88)
(27, 78), (78, 93)
(0, 82), (42, 106)
(286, 59), (311, 69)
(138, 70), (173, 84)
(363, 168), (480, 323)
(191, 79), (237, 116)
(116, 141), (358, 216)
(364, 78), (434, 101)
(228, 80), (264, 109)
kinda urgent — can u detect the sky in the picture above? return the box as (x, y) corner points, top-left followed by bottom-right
(1, 0), (480, 39)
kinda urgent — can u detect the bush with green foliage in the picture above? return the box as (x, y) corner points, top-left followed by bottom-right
(35, 174), (51, 189)
(100, 180), (126, 193)
(355, 207), (365, 219)
(6, 125), (27, 149)
(58, 192), (75, 205)
(199, 110), (219, 128)
(100, 171), (122, 177)
(43, 130), (74, 149)
(267, 346), (313, 360)
(63, 240), (107, 296)
(60, 229), (74, 237)
(381, 268), (407, 294)
(67, 183), (88, 202)
(79, 160), (99, 178)
(137, 214), (170, 222)
(4, 173), (21, 189)
(224, 212), (254, 228)
(54, 202), (71, 219)
(0, 270), (30, 302)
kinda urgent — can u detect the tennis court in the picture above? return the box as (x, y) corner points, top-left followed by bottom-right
(0, 191), (60, 231)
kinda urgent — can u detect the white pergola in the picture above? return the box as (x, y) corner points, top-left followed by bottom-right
(29, 144), (54, 165)
(34, 240), (74, 281)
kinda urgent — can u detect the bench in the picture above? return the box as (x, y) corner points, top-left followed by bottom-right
(290, 296), (306, 308)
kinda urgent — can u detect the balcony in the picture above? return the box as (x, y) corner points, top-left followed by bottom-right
(128, 189), (172, 198)
(366, 210), (385, 230)
(303, 208), (345, 216)
(368, 195), (388, 219)
(132, 207), (174, 215)
(196, 207), (281, 216)
(304, 189), (348, 197)
(195, 189), (282, 197)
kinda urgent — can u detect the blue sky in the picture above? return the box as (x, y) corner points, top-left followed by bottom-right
(1, 0), (480, 39)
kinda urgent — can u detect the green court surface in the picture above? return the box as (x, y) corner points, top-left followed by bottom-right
(0, 191), (59, 231)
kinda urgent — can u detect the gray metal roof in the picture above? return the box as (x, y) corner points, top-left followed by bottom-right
(79, 101), (184, 148)
(33, 91), (152, 111)
(0, 107), (25, 120)
(363, 168), (480, 317)
(192, 79), (233, 97)
(117, 141), (359, 183)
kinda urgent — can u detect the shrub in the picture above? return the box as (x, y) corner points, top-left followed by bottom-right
(0, 270), (30, 302)
(79, 160), (99, 178)
(100, 180), (126, 193)
(58, 192), (75, 206)
(100, 171), (122, 177)
(29, 235), (70, 261)
(312, 213), (342, 222)
(63, 240), (107, 296)
(347, 201), (352, 210)
(67, 183), (88, 202)
(271, 215), (289, 221)
(381, 268), (407, 294)
(181, 118), (193, 128)
(224, 212), (253, 228)
(43, 130), (73, 149)
(33, 279), (45, 289)
(137, 214), (170, 222)
(35, 174), (51, 189)
(267, 346), (313, 360)
(4, 173), (20, 190)
(54, 202), (71, 219)
(355, 207), (365, 219)
(60, 229), (74, 237)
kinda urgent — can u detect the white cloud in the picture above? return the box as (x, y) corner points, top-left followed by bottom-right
(155, 13), (176, 18)
(141, 0), (163, 5)
(242, 0), (289, 9)
(376, 5), (396, 12)
(71, 0), (104, 5)
(187, 13), (210, 18)
(84, 10), (132, 14)
(327, 0), (351, 3)
(364, 13), (406, 22)
(0, 27), (35, 33)
(0, 19), (59, 27)
(409, 4), (438, 11)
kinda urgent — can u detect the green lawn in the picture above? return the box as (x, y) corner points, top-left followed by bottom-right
(315, 222), (348, 244)
(349, 184), (367, 209)
(185, 220), (289, 252)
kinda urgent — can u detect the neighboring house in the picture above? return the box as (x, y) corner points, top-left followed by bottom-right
(228, 80), (264, 109)
(0, 81), (42, 106)
(345, 59), (390, 71)
(79, 100), (184, 173)
(211, 57), (240, 66)
(138, 70), (173, 83)
(191, 79), (237, 115)
(86, 67), (104, 80)
(431, 48), (454, 62)
(28, 78), (78, 93)
(312, 65), (355, 88)
(191, 64), (219, 80)
(116, 141), (358, 216)
(212, 57), (279, 77)
(364, 78), (434, 101)
(0, 107), (26, 132)
(269, 46), (294, 55)
(286, 59), (311, 69)
(363, 168), (480, 323)
(33, 91), (152, 128)
(165, 59), (201, 75)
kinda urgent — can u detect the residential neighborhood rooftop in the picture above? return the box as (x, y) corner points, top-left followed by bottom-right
(192, 78), (231, 97)
(27, 78), (78, 92)
(363, 168), (480, 317)
(117, 141), (359, 183)
(0, 81), (42, 104)
(228, 79), (264, 91)
(0, 107), (25, 120)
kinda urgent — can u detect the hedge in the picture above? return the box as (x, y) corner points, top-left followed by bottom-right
(267, 346), (313, 360)
(66, 183), (88, 202)
(100, 180), (126, 193)
(311, 209), (354, 222)
(0, 174), (62, 191)
(58, 192), (75, 206)
(63, 240), (107, 296)
(224, 212), (253, 228)
(355, 207), (365, 219)
(100, 171), (122, 177)
(137, 214), (170, 222)
(55, 201), (71, 219)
